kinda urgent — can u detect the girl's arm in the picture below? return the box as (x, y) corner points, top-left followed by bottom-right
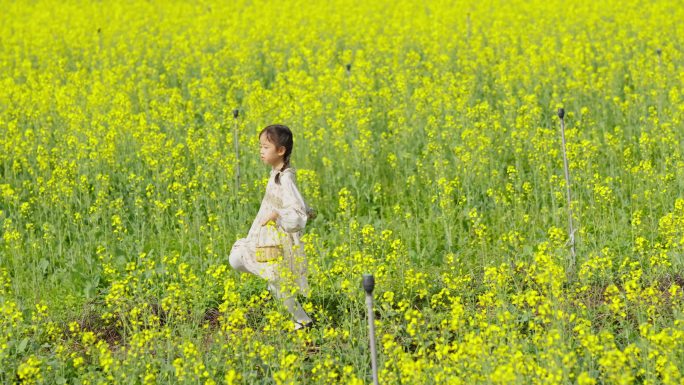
(274, 171), (308, 233)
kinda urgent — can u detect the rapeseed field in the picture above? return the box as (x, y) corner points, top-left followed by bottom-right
(1, 0), (683, 383)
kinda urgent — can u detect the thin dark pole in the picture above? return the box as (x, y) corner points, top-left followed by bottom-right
(345, 63), (352, 92)
(363, 274), (379, 385)
(232, 109), (240, 198)
(558, 108), (576, 270)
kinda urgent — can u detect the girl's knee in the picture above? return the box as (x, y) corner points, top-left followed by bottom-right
(229, 249), (246, 272)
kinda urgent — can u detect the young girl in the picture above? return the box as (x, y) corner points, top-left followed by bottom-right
(229, 124), (314, 331)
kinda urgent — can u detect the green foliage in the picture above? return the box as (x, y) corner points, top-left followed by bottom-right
(1, 0), (684, 383)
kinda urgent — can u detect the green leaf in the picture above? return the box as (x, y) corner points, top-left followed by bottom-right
(17, 337), (29, 353)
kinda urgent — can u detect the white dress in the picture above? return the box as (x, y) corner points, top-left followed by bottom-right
(229, 167), (311, 298)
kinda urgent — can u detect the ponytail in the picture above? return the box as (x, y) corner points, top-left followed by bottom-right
(275, 155), (290, 185)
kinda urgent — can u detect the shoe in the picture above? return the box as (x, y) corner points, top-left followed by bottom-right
(293, 320), (314, 331)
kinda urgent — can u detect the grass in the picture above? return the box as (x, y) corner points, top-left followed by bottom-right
(1, 0), (684, 383)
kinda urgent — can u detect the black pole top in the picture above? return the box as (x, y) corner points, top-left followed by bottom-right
(362, 274), (375, 294)
(233, 109), (239, 119)
(557, 108), (565, 119)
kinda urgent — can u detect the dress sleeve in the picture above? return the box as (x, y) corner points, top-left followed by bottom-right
(275, 171), (309, 233)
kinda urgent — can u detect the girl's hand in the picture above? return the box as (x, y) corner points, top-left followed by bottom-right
(261, 211), (279, 226)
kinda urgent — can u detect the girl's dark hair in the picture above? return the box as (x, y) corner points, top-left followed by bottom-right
(259, 124), (293, 184)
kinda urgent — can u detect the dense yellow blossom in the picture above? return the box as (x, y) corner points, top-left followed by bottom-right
(1, 0), (684, 383)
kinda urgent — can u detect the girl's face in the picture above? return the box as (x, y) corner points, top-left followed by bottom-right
(259, 133), (285, 167)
